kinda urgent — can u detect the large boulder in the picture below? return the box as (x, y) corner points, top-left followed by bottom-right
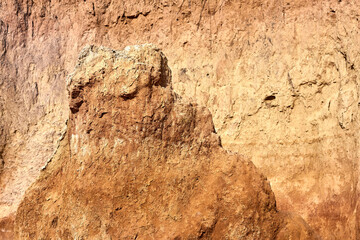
(14, 45), (315, 239)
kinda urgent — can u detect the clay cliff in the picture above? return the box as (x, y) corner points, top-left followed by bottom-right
(14, 44), (315, 239)
(0, 0), (359, 239)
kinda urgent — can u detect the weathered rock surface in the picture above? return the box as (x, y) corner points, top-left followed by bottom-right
(14, 45), (315, 239)
(0, 214), (14, 240)
(0, 0), (359, 239)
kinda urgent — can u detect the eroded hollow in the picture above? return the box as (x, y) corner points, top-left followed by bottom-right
(264, 95), (276, 101)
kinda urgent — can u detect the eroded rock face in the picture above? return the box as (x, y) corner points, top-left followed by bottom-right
(0, 0), (359, 239)
(14, 45), (315, 239)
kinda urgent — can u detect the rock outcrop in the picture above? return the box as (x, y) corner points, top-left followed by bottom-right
(14, 45), (315, 239)
(0, 0), (359, 239)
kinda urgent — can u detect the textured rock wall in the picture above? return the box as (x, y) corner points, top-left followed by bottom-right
(0, 0), (69, 222)
(0, 0), (359, 239)
(14, 44), (316, 239)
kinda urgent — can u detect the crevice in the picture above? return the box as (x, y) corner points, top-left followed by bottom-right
(70, 100), (84, 114)
(264, 95), (276, 101)
(338, 49), (357, 71)
(121, 10), (151, 20)
(197, 0), (207, 30)
(99, 112), (108, 118)
(121, 92), (137, 101)
(0, 20), (8, 58)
